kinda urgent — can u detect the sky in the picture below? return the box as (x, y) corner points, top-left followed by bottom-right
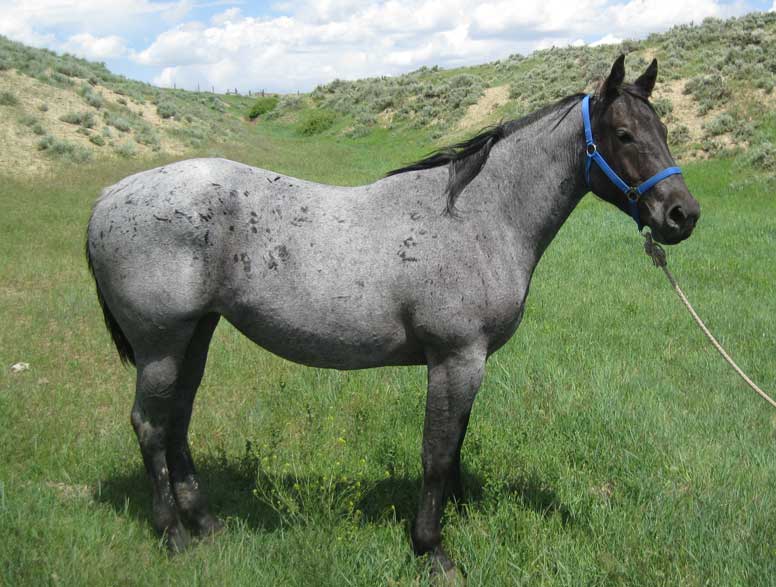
(0, 0), (773, 93)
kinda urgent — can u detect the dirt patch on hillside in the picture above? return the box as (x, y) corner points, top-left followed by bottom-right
(377, 108), (396, 127)
(652, 79), (707, 141)
(457, 85), (510, 131)
(0, 70), (187, 176)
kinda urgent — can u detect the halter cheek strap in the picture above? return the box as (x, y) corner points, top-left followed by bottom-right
(582, 95), (682, 230)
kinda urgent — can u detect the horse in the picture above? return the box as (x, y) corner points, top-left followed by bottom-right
(86, 55), (699, 575)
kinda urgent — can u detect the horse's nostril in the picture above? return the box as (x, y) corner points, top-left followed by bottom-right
(668, 205), (687, 228)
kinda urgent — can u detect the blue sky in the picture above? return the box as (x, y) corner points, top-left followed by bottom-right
(0, 0), (773, 93)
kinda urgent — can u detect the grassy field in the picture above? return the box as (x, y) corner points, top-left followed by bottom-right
(1, 124), (776, 587)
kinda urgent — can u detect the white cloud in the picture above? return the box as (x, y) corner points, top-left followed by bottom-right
(0, 0), (762, 92)
(62, 33), (127, 59)
(0, 14), (57, 46)
(0, 0), (190, 36)
(210, 7), (241, 26)
(590, 33), (623, 47)
(132, 0), (746, 92)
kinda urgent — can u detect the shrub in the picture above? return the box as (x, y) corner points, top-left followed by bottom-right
(703, 112), (735, 136)
(78, 83), (104, 109)
(135, 125), (160, 150)
(345, 125), (371, 139)
(105, 112), (131, 132)
(60, 111), (95, 128)
(19, 115), (46, 136)
(85, 91), (104, 109)
(48, 72), (74, 87)
(683, 74), (730, 114)
(296, 109), (337, 135)
(248, 96), (279, 120)
(55, 63), (87, 78)
(38, 102), (49, 112)
(755, 77), (774, 94)
(740, 141), (776, 171)
(157, 102), (177, 119)
(670, 123), (691, 145)
(37, 134), (93, 162)
(115, 141), (137, 158)
(652, 97), (673, 119)
(203, 96), (226, 113)
(0, 91), (18, 106)
(89, 134), (105, 146)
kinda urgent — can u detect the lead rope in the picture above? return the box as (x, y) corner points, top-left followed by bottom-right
(643, 232), (776, 409)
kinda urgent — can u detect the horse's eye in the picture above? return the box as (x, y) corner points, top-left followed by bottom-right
(616, 128), (635, 143)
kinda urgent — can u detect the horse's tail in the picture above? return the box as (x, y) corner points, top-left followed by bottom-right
(85, 226), (136, 367)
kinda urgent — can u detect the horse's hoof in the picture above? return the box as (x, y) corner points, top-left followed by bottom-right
(428, 550), (466, 585)
(430, 563), (466, 586)
(438, 566), (466, 586)
(196, 514), (225, 539)
(165, 524), (192, 555)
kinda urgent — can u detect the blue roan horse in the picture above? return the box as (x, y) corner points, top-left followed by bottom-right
(86, 56), (699, 574)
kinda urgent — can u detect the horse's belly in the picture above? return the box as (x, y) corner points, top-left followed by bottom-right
(221, 299), (424, 370)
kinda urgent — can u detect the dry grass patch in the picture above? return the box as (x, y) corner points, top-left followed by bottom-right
(457, 85), (510, 131)
(0, 70), (187, 175)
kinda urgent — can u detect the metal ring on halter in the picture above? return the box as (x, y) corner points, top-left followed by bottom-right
(627, 188), (640, 202)
(586, 144), (597, 156)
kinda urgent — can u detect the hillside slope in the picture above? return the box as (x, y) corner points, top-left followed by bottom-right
(0, 12), (774, 176)
(0, 35), (255, 174)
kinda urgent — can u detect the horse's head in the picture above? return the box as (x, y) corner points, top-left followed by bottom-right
(589, 55), (700, 245)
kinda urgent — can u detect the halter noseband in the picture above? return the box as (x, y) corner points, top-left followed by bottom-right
(582, 94), (682, 230)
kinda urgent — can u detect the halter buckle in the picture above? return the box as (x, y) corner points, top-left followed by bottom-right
(585, 143), (597, 157)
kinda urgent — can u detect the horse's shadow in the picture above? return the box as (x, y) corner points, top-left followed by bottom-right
(94, 457), (575, 536)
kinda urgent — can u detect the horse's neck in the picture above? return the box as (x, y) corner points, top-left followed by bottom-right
(484, 103), (588, 266)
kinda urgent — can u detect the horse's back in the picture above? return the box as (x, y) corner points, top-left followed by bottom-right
(86, 157), (520, 369)
(86, 158), (434, 367)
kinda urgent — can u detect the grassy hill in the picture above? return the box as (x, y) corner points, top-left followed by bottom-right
(2, 11), (776, 587)
(1, 11), (775, 178)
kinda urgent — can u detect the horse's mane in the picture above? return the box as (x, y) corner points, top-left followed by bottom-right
(386, 93), (586, 214)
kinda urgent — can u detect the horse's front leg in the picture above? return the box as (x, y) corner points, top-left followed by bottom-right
(412, 343), (486, 576)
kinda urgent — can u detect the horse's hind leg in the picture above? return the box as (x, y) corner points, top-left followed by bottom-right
(130, 317), (213, 552)
(412, 343), (486, 575)
(166, 313), (222, 537)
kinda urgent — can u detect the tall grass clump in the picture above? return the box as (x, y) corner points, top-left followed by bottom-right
(248, 96), (279, 120)
(19, 114), (46, 136)
(114, 140), (138, 158)
(703, 112), (736, 137)
(104, 112), (132, 132)
(60, 111), (95, 128)
(134, 124), (161, 150)
(739, 141), (776, 171)
(36, 134), (92, 162)
(156, 102), (177, 119)
(0, 90), (19, 106)
(684, 74), (731, 114)
(296, 109), (337, 135)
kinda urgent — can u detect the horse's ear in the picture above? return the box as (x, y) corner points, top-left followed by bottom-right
(634, 58), (658, 98)
(599, 54), (626, 100)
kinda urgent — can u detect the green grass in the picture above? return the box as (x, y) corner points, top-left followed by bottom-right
(2, 121), (776, 586)
(248, 96), (279, 120)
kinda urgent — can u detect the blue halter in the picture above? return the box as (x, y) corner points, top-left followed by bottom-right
(582, 94), (682, 230)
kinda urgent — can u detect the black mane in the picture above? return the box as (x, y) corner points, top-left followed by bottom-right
(387, 93), (585, 214)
